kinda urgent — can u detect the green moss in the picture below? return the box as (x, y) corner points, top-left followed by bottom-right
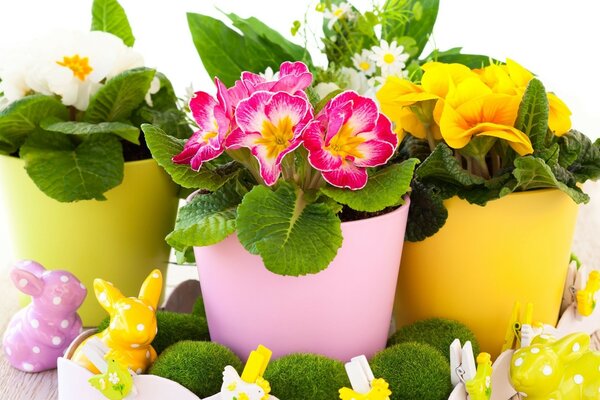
(371, 342), (452, 400)
(149, 340), (242, 398)
(388, 318), (479, 360)
(191, 295), (206, 319)
(264, 354), (349, 400)
(98, 310), (210, 354)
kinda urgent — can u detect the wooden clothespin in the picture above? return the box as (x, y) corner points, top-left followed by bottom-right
(241, 345), (272, 383)
(465, 353), (492, 400)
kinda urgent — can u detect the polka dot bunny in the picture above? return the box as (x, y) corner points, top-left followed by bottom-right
(2, 260), (87, 372)
(510, 332), (600, 399)
(71, 269), (162, 375)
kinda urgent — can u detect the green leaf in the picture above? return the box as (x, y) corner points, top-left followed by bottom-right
(382, 0), (439, 58)
(142, 124), (230, 190)
(457, 172), (512, 206)
(20, 131), (123, 202)
(41, 119), (140, 144)
(85, 68), (155, 123)
(514, 78), (549, 151)
(0, 95), (68, 152)
(225, 12), (312, 66)
(135, 72), (192, 140)
(166, 182), (243, 253)
(559, 130), (600, 182)
(424, 49), (494, 69)
(236, 182), (343, 276)
(91, 0), (135, 46)
(416, 143), (485, 186)
(512, 156), (589, 203)
(405, 180), (449, 242)
(188, 13), (300, 87)
(321, 159), (419, 212)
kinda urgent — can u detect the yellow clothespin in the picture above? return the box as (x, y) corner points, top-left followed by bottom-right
(465, 353), (492, 400)
(501, 302), (534, 352)
(577, 271), (600, 317)
(241, 345), (272, 383)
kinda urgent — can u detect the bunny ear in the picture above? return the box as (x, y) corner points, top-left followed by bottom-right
(10, 268), (44, 297)
(551, 332), (590, 363)
(94, 279), (124, 315)
(138, 269), (163, 310)
(14, 260), (46, 277)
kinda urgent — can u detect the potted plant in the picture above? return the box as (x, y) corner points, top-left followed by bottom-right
(142, 57), (418, 360)
(0, 0), (189, 325)
(377, 59), (600, 356)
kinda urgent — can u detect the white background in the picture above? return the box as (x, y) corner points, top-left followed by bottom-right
(0, 0), (599, 266)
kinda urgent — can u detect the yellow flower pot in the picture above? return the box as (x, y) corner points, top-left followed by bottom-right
(0, 155), (179, 326)
(395, 189), (579, 357)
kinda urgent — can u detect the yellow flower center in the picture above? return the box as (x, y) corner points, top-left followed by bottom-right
(334, 8), (344, 17)
(326, 123), (365, 160)
(56, 54), (93, 81)
(257, 116), (295, 159)
(383, 53), (395, 64)
(359, 61), (371, 71)
(199, 131), (218, 143)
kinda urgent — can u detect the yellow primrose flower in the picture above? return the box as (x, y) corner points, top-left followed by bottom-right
(438, 77), (534, 156)
(476, 59), (572, 136)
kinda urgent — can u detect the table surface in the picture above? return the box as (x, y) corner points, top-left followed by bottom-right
(1, 182), (600, 400)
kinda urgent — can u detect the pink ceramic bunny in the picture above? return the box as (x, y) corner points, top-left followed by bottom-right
(2, 260), (87, 372)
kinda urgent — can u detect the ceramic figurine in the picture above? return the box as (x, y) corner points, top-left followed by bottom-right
(339, 355), (391, 400)
(220, 345), (273, 400)
(2, 260), (86, 372)
(71, 269), (163, 374)
(89, 358), (134, 400)
(465, 353), (492, 400)
(510, 332), (600, 400)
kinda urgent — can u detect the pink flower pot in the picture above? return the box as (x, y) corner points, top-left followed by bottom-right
(194, 197), (410, 362)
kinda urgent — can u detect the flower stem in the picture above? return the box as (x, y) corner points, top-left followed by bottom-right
(474, 156), (491, 179)
(424, 123), (437, 152)
(226, 149), (264, 186)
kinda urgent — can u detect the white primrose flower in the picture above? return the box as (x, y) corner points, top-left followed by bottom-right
(145, 76), (161, 107)
(324, 2), (354, 30)
(370, 40), (410, 77)
(0, 30), (145, 111)
(313, 82), (341, 100)
(259, 66), (280, 81)
(340, 67), (373, 97)
(351, 49), (376, 76)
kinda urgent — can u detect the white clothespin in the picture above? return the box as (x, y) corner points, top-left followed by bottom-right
(450, 339), (476, 386)
(81, 337), (110, 373)
(345, 355), (375, 394)
(556, 267), (600, 337)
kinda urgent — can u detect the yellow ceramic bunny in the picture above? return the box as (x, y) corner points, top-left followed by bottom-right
(510, 332), (600, 400)
(72, 269), (163, 374)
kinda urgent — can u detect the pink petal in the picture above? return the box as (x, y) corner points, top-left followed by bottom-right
(322, 162), (368, 190)
(279, 61), (310, 77)
(190, 145), (224, 171)
(235, 91), (273, 133)
(271, 73), (313, 94)
(215, 78), (231, 113)
(264, 92), (311, 133)
(303, 120), (343, 171)
(275, 136), (303, 165)
(328, 91), (378, 134)
(322, 100), (353, 144)
(228, 79), (251, 109)
(371, 114), (398, 147)
(224, 128), (261, 149)
(251, 145), (282, 186)
(189, 92), (218, 132)
(353, 139), (396, 168)
(172, 143), (200, 165)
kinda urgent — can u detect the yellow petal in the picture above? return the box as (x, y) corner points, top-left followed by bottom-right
(446, 77), (492, 108)
(401, 108), (428, 139)
(471, 123), (534, 155)
(505, 58), (534, 88)
(377, 76), (437, 108)
(421, 62), (477, 98)
(475, 64), (517, 95)
(547, 92), (572, 136)
(438, 101), (473, 149)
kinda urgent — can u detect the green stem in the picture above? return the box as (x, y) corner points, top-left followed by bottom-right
(226, 149), (265, 186)
(474, 156), (491, 179)
(424, 123), (437, 152)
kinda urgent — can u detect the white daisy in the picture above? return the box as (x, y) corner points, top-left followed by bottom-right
(351, 49), (376, 76)
(259, 66), (279, 81)
(370, 40), (410, 76)
(324, 2), (354, 30)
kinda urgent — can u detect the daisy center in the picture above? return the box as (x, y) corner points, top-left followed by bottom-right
(333, 8), (344, 17)
(257, 116), (295, 159)
(383, 53), (395, 64)
(359, 61), (371, 71)
(56, 54), (93, 81)
(326, 123), (365, 160)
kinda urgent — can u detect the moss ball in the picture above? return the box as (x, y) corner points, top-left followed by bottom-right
(192, 295), (206, 319)
(149, 340), (242, 398)
(388, 318), (479, 360)
(98, 310), (210, 354)
(371, 342), (452, 400)
(264, 354), (349, 400)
